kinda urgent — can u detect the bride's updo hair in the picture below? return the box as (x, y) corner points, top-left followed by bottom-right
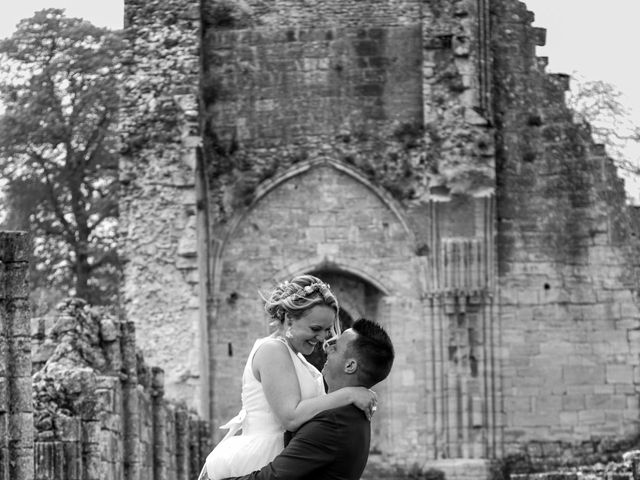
(263, 274), (340, 332)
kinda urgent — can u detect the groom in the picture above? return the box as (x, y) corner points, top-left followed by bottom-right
(220, 317), (395, 480)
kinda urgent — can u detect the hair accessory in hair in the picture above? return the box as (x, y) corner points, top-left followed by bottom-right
(302, 282), (326, 296)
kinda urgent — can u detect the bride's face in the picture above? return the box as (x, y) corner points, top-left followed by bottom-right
(286, 305), (335, 356)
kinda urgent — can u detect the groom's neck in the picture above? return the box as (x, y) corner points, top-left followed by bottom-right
(327, 376), (361, 393)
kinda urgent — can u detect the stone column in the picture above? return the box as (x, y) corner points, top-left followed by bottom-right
(152, 367), (167, 480)
(175, 406), (189, 480)
(0, 231), (34, 480)
(122, 321), (140, 480)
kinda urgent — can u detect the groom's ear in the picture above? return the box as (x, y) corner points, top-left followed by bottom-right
(344, 358), (358, 374)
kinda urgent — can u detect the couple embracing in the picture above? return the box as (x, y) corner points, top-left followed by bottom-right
(199, 274), (395, 480)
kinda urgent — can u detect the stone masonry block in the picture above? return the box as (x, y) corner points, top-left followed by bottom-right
(578, 409), (607, 425)
(4, 299), (31, 336)
(8, 376), (32, 413)
(0, 232), (30, 263)
(561, 394), (585, 410)
(0, 377), (6, 413)
(8, 446), (33, 480)
(55, 415), (82, 442)
(305, 227), (325, 243)
(82, 420), (100, 444)
(98, 411), (120, 432)
(584, 393), (614, 410)
(619, 300), (640, 318)
(517, 412), (559, 427)
(0, 414), (5, 443)
(566, 385), (595, 396)
(539, 341), (573, 357)
(0, 337), (6, 378)
(563, 365), (604, 384)
(559, 411), (578, 425)
(627, 329), (640, 346)
(533, 395), (562, 414)
(593, 384), (615, 394)
(606, 365), (634, 384)
(2, 264), (29, 300)
(316, 243), (339, 256)
(8, 336), (32, 380)
(8, 412), (33, 445)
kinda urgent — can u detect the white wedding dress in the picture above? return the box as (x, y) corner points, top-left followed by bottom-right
(204, 336), (326, 479)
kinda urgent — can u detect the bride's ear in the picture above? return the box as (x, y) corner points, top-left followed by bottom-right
(344, 358), (358, 374)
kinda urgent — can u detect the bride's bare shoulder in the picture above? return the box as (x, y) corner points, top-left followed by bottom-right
(254, 337), (289, 360)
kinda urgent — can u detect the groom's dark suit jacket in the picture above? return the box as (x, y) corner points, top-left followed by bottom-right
(224, 404), (371, 480)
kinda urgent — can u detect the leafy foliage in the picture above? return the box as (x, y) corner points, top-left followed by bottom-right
(0, 9), (123, 309)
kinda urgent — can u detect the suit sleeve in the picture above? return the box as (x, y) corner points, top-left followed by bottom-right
(222, 413), (339, 480)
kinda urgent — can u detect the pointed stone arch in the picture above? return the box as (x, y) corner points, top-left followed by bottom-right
(212, 158), (415, 295)
(206, 156), (422, 445)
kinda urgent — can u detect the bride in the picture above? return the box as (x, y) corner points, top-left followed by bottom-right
(201, 275), (377, 479)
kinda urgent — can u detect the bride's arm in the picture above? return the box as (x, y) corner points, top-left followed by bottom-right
(254, 341), (375, 432)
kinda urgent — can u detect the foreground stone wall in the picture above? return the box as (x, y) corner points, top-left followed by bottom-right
(508, 450), (640, 480)
(0, 232), (33, 480)
(493, 0), (640, 465)
(31, 298), (211, 480)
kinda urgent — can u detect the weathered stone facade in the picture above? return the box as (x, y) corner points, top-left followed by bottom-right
(0, 232), (33, 480)
(493, 0), (640, 462)
(0, 229), (211, 480)
(31, 298), (211, 480)
(118, 0), (640, 477)
(118, 0), (203, 408)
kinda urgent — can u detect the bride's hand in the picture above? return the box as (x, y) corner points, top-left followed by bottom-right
(347, 387), (378, 421)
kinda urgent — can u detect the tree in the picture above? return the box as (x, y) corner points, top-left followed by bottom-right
(0, 9), (123, 308)
(567, 75), (640, 202)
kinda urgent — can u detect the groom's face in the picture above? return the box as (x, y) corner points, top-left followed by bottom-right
(322, 328), (357, 389)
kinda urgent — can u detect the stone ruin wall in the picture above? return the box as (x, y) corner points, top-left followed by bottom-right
(201, 0), (499, 471)
(118, 0), (640, 474)
(0, 230), (210, 480)
(493, 0), (640, 469)
(118, 0), (205, 409)
(119, 0), (498, 422)
(30, 297), (211, 480)
(201, 0), (495, 226)
(0, 232), (33, 480)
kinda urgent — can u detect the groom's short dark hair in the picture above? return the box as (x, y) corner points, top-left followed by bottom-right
(348, 318), (394, 388)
